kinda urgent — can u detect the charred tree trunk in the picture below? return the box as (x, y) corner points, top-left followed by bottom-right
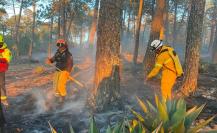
(29, 0), (36, 60)
(91, 0), (122, 112)
(143, 0), (166, 78)
(88, 0), (99, 47)
(172, 0), (177, 46)
(133, 0), (144, 64)
(179, 0), (206, 96)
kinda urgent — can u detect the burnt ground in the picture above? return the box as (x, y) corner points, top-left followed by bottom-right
(1, 48), (217, 133)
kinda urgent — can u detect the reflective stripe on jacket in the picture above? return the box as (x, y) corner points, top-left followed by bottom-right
(0, 43), (12, 72)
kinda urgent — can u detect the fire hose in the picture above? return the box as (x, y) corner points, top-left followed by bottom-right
(52, 64), (85, 88)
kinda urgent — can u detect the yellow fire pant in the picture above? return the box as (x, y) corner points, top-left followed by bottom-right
(161, 70), (177, 101)
(53, 71), (69, 97)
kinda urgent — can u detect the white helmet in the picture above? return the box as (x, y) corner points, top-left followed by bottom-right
(150, 40), (163, 51)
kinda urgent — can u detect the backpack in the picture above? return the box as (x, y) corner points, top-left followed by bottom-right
(164, 46), (184, 77)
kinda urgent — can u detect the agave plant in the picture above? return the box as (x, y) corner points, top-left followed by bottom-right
(89, 116), (129, 133)
(130, 95), (216, 133)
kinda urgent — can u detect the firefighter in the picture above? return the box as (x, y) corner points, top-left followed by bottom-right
(46, 39), (73, 103)
(0, 34), (12, 106)
(145, 40), (183, 101)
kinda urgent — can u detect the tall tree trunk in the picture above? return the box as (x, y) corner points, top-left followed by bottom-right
(57, 1), (61, 39)
(66, 16), (73, 40)
(122, 9), (126, 30)
(179, 0), (206, 96)
(208, 24), (215, 53)
(127, 10), (131, 33)
(14, 0), (23, 57)
(172, 0), (178, 46)
(212, 23), (217, 63)
(60, 1), (66, 40)
(142, 17), (147, 43)
(133, 0), (144, 64)
(208, 8), (217, 54)
(48, 17), (53, 58)
(151, 0), (156, 18)
(29, 0), (36, 59)
(88, 0), (99, 47)
(143, 0), (166, 78)
(91, 0), (122, 111)
(164, 0), (169, 43)
(80, 25), (83, 46)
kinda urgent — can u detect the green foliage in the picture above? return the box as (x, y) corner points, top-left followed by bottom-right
(130, 95), (216, 133)
(50, 97), (216, 133)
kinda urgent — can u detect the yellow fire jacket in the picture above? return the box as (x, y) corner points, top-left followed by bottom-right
(147, 45), (177, 79)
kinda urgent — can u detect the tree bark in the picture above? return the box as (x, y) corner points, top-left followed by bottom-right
(88, 0), (99, 47)
(91, 0), (122, 112)
(29, 0), (36, 59)
(57, 1), (61, 39)
(127, 9), (131, 33)
(80, 25), (83, 46)
(208, 24), (215, 53)
(172, 0), (178, 46)
(208, 7), (217, 54)
(179, 0), (206, 96)
(133, 0), (144, 64)
(14, 0), (23, 57)
(212, 23), (217, 63)
(143, 0), (166, 78)
(151, 0), (156, 18)
(48, 17), (53, 58)
(164, 0), (169, 43)
(61, 1), (66, 40)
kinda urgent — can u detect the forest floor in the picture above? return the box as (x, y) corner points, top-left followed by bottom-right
(2, 48), (217, 133)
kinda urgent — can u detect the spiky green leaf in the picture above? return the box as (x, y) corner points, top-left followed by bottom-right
(106, 126), (112, 133)
(157, 101), (169, 122)
(136, 96), (148, 113)
(69, 124), (75, 133)
(130, 109), (145, 122)
(170, 99), (186, 129)
(89, 116), (99, 133)
(185, 104), (205, 129)
(187, 115), (216, 133)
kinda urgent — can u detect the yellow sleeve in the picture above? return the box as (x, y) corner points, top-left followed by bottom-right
(147, 53), (166, 79)
(2, 48), (12, 63)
